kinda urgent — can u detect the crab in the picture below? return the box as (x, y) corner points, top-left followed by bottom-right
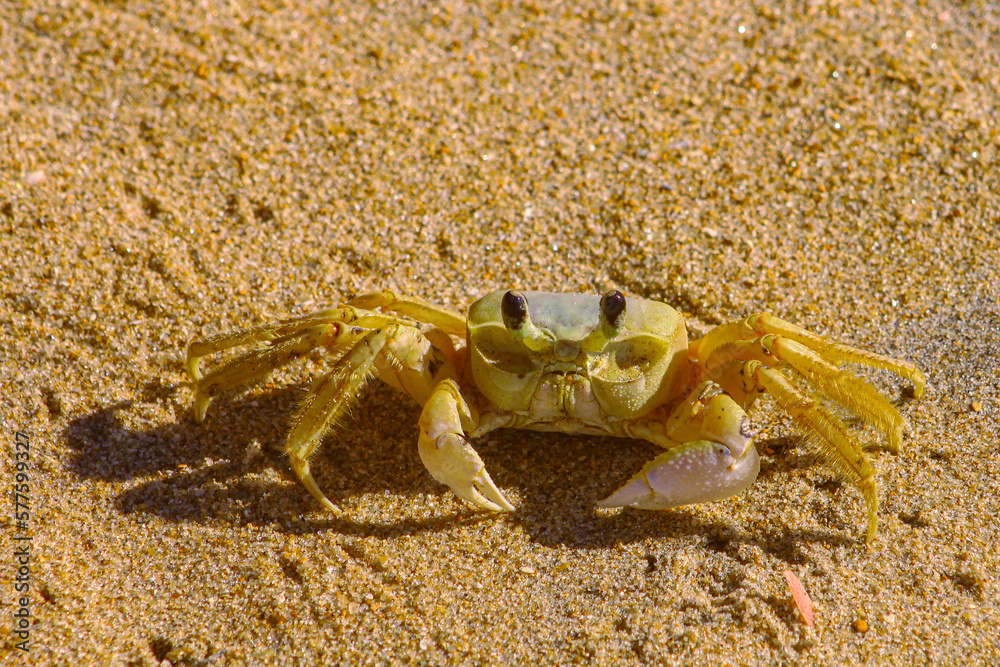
(185, 289), (925, 544)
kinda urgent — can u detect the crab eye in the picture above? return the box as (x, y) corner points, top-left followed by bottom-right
(501, 290), (529, 331)
(600, 290), (626, 326)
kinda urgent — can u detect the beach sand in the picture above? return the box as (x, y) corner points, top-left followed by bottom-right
(2, 0), (998, 664)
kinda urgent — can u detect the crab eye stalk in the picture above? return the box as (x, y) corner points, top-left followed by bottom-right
(580, 289), (628, 353)
(500, 290), (551, 352)
(501, 290), (529, 331)
(600, 290), (626, 326)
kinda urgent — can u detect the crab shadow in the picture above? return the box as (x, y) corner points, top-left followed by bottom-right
(65, 378), (860, 553)
(482, 432), (860, 558)
(64, 379), (486, 536)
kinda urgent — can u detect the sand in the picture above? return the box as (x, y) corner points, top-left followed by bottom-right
(2, 0), (999, 664)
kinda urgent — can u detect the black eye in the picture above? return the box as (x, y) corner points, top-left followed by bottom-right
(501, 290), (528, 329)
(601, 290), (626, 325)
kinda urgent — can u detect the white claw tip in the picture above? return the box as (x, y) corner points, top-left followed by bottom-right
(596, 476), (656, 509)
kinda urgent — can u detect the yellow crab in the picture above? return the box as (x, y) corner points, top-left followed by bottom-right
(185, 290), (925, 544)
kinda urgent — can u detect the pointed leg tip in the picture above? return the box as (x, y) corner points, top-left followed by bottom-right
(319, 498), (343, 514)
(861, 481), (878, 546)
(289, 456), (343, 514)
(193, 396), (209, 423)
(307, 487), (343, 515)
(185, 357), (203, 382)
(865, 521), (877, 548)
(887, 426), (903, 453)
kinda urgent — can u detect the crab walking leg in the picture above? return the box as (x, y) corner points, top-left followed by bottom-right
(186, 307), (348, 380)
(744, 314), (926, 398)
(186, 305), (433, 380)
(186, 307), (433, 420)
(691, 314), (926, 399)
(187, 324), (368, 422)
(284, 325), (409, 513)
(598, 387), (760, 510)
(349, 290), (467, 337)
(747, 361), (881, 544)
(417, 380), (514, 512)
(703, 336), (910, 450)
(371, 326), (458, 407)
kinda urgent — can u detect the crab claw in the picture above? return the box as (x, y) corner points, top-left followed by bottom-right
(597, 439), (760, 510)
(418, 379), (515, 512)
(418, 431), (514, 512)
